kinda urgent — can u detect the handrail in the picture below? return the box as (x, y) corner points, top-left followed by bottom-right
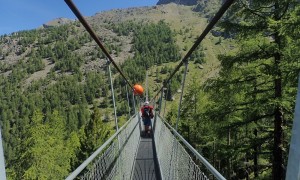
(66, 114), (138, 180)
(161, 115), (226, 180)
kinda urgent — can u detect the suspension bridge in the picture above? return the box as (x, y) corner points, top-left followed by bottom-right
(0, 0), (299, 179)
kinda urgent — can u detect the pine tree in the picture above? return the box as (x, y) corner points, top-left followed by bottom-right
(78, 106), (110, 161)
(203, 0), (300, 178)
(20, 110), (78, 179)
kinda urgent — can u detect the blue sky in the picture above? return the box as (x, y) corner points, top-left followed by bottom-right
(0, 0), (158, 35)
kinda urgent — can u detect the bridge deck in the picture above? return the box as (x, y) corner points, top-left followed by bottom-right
(132, 134), (160, 180)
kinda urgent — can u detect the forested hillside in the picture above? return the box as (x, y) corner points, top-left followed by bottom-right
(0, 3), (228, 179)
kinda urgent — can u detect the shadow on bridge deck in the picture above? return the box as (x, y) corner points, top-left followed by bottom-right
(132, 134), (161, 180)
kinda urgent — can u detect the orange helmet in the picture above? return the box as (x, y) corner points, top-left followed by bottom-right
(133, 84), (144, 95)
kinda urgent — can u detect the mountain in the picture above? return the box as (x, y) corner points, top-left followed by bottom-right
(0, 3), (228, 81)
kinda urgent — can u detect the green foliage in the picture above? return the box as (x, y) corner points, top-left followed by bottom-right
(19, 110), (80, 179)
(111, 21), (139, 36)
(36, 45), (53, 58)
(165, 73), (182, 101)
(17, 30), (38, 46)
(84, 72), (105, 104)
(116, 101), (129, 116)
(117, 20), (180, 84)
(26, 56), (45, 74)
(78, 107), (110, 162)
(194, 0), (221, 19)
(42, 25), (69, 43)
(190, 45), (205, 64)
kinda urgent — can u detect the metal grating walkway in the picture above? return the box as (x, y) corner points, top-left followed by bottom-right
(132, 135), (160, 180)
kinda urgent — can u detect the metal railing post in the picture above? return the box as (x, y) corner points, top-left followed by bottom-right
(158, 89), (164, 115)
(0, 128), (6, 180)
(162, 82), (170, 118)
(146, 70), (149, 101)
(153, 90), (164, 133)
(176, 61), (189, 130)
(108, 60), (119, 131)
(107, 61), (121, 170)
(135, 96), (142, 133)
(125, 83), (131, 118)
(132, 92), (136, 114)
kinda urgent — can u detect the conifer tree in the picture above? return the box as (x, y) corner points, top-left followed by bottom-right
(78, 106), (110, 161)
(203, 0), (300, 178)
(20, 110), (78, 179)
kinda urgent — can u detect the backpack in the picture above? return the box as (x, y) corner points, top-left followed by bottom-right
(143, 106), (151, 117)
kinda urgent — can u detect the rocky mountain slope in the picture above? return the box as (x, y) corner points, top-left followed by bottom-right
(0, 3), (230, 85)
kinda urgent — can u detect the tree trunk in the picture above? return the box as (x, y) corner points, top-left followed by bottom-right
(273, 3), (284, 177)
(273, 105), (284, 179)
(254, 129), (258, 178)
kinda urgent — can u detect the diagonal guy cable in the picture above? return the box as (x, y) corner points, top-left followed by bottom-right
(151, 0), (236, 102)
(65, 0), (134, 90)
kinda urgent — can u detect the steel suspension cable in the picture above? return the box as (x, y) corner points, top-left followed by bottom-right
(151, 0), (235, 102)
(64, 0), (134, 90)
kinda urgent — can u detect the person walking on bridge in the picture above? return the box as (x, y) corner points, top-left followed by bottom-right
(141, 101), (154, 136)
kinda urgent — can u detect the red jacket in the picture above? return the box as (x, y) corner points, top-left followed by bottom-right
(141, 105), (154, 118)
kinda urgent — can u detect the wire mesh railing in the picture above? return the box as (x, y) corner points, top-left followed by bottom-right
(154, 115), (225, 180)
(66, 115), (140, 180)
